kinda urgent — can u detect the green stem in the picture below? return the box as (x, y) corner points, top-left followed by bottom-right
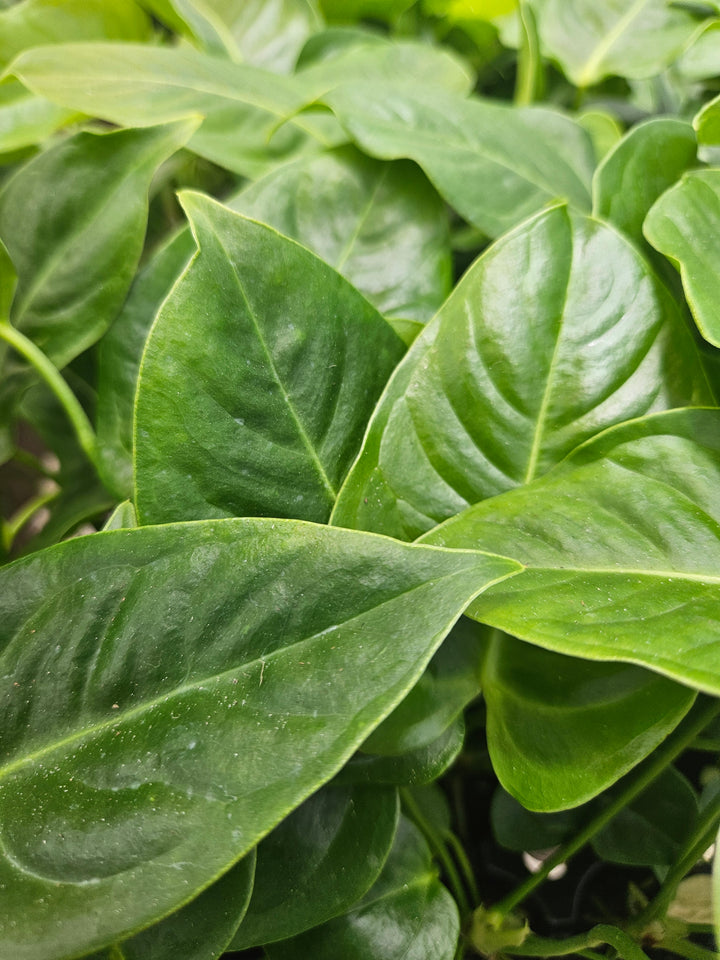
(2, 488), (59, 551)
(515, 0), (543, 106)
(507, 924), (649, 959)
(0, 322), (98, 468)
(401, 788), (470, 918)
(444, 828), (480, 905)
(493, 697), (720, 918)
(661, 938), (720, 960)
(10, 448), (57, 478)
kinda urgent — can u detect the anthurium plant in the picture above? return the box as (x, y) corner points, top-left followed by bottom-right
(2, 1), (720, 958)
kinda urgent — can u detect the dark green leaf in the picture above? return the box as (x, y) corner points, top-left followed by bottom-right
(322, 83), (594, 236)
(231, 783), (398, 948)
(0, 518), (517, 959)
(422, 409), (720, 696)
(134, 192), (405, 524)
(265, 816), (460, 960)
(332, 206), (711, 540)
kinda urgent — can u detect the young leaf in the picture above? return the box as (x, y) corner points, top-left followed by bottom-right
(231, 783), (398, 949)
(482, 633), (694, 810)
(422, 409), (720, 696)
(528, 0), (700, 88)
(134, 192), (405, 525)
(264, 816), (460, 960)
(322, 83), (595, 237)
(644, 169), (720, 347)
(332, 205), (712, 540)
(0, 518), (518, 959)
(0, 119), (197, 368)
(593, 118), (697, 245)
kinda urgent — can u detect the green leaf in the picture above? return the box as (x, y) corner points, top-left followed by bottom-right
(0, 0), (152, 68)
(0, 235), (15, 321)
(0, 120), (197, 368)
(319, 0), (415, 22)
(231, 783), (398, 949)
(322, 83), (594, 236)
(332, 206), (711, 540)
(592, 767), (698, 867)
(0, 78), (75, 159)
(528, 0), (701, 88)
(482, 633), (694, 810)
(340, 718), (466, 787)
(644, 169), (720, 348)
(8, 40), (471, 177)
(265, 816), (460, 960)
(102, 501), (138, 532)
(678, 20), (720, 82)
(134, 192), (405, 525)
(0, 518), (517, 959)
(233, 146), (452, 323)
(89, 853), (256, 960)
(422, 409), (720, 696)
(491, 785), (584, 851)
(361, 618), (484, 755)
(593, 118), (697, 245)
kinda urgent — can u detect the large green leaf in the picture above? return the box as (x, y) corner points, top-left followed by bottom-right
(422, 409), (720, 695)
(0, 0), (152, 67)
(8, 40), (471, 177)
(482, 633), (694, 810)
(332, 206), (711, 540)
(231, 783), (398, 948)
(644, 169), (720, 348)
(0, 120), (196, 367)
(592, 118), (697, 245)
(0, 79), (75, 159)
(528, 0), (700, 88)
(234, 146), (451, 324)
(0, 518), (518, 960)
(265, 816), (460, 960)
(322, 83), (594, 237)
(90, 853), (256, 960)
(134, 192), (405, 525)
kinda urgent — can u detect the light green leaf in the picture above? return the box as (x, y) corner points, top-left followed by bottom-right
(265, 816), (460, 960)
(234, 146), (452, 323)
(322, 83), (594, 236)
(89, 854), (256, 960)
(0, 518), (518, 960)
(134, 192), (405, 525)
(0, 120), (197, 368)
(0, 0), (152, 68)
(422, 409), (720, 696)
(332, 206), (711, 540)
(231, 784), (398, 948)
(102, 501), (137, 532)
(678, 20), (720, 82)
(0, 236), (15, 321)
(483, 633), (694, 810)
(576, 109), (623, 163)
(0, 79), (76, 159)
(593, 118), (697, 244)
(528, 0), (701, 88)
(644, 169), (720, 347)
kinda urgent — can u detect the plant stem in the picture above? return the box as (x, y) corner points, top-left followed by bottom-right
(401, 787), (470, 918)
(506, 924), (650, 959)
(515, 0), (543, 106)
(492, 697), (720, 918)
(2, 488), (59, 551)
(444, 828), (481, 905)
(0, 322), (98, 468)
(661, 938), (720, 960)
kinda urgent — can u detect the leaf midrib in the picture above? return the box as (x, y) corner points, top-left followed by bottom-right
(577, 0), (649, 87)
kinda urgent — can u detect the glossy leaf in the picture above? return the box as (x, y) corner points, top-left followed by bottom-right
(644, 169), (720, 347)
(0, 518), (517, 959)
(0, 0), (152, 67)
(528, 0), (700, 87)
(231, 783), (398, 948)
(265, 816), (460, 960)
(90, 853), (256, 960)
(322, 83), (594, 237)
(332, 206), (711, 540)
(134, 192), (405, 525)
(593, 118), (697, 245)
(0, 79), (75, 159)
(422, 409), (720, 696)
(361, 617), (484, 756)
(8, 40), (471, 177)
(0, 120), (196, 367)
(234, 146), (452, 323)
(482, 633), (694, 810)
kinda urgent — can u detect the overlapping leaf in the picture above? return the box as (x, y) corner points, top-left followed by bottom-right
(134, 192), (405, 525)
(423, 409), (720, 695)
(0, 518), (518, 959)
(332, 205), (712, 540)
(322, 83), (594, 237)
(0, 80), (75, 160)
